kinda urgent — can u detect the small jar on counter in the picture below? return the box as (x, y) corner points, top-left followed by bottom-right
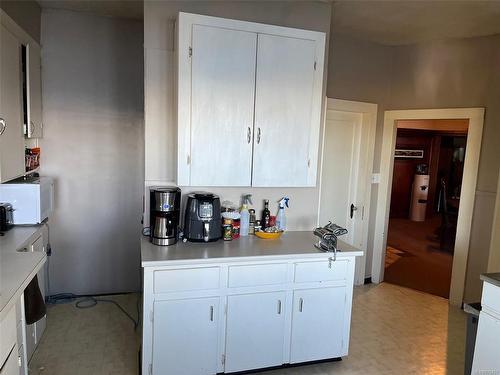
(232, 218), (240, 239)
(254, 220), (262, 233)
(223, 219), (233, 241)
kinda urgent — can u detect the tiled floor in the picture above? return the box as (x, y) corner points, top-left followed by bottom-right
(29, 283), (466, 375)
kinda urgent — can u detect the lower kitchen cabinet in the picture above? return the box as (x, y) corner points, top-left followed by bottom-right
(225, 292), (287, 372)
(290, 287), (346, 363)
(142, 248), (360, 375)
(152, 297), (220, 375)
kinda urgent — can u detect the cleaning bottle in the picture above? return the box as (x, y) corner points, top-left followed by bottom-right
(240, 194), (252, 236)
(276, 197), (289, 231)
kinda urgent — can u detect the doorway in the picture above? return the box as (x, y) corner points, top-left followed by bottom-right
(372, 108), (485, 306)
(318, 98), (377, 286)
(384, 120), (468, 298)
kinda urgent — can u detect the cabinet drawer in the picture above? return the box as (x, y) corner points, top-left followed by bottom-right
(294, 259), (348, 283)
(0, 306), (17, 367)
(481, 282), (500, 316)
(228, 263), (287, 288)
(154, 267), (220, 293)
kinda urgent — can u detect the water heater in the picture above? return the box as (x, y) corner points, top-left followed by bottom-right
(410, 164), (429, 222)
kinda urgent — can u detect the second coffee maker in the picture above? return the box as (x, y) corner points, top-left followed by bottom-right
(183, 192), (222, 242)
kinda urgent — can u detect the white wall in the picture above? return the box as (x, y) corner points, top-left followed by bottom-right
(41, 9), (144, 295)
(144, 1), (331, 230)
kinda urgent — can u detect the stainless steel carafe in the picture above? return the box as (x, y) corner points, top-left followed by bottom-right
(149, 187), (181, 246)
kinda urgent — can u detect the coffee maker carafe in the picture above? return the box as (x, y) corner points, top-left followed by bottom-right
(150, 187), (181, 246)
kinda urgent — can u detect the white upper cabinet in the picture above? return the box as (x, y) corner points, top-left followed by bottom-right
(27, 43), (43, 139)
(177, 13), (325, 187)
(253, 34), (317, 187)
(0, 25), (25, 183)
(189, 25), (257, 186)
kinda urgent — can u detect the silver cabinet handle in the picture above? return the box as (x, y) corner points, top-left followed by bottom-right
(257, 127), (261, 144)
(247, 127), (251, 143)
(299, 298), (304, 312)
(0, 118), (6, 136)
(210, 306), (214, 321)
(277, 300), (282, 315)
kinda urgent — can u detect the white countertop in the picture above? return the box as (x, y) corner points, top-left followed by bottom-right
(0, 226), (46, 320)
(141, 231), (363, 267)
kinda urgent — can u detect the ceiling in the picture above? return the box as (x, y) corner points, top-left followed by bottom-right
(332, 1), (500, 45)
(37, 0), (143, 20)
(36, 1), (500, 45)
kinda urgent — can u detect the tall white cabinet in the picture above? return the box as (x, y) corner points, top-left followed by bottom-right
(177, 13), (325, 187)
(0, 24), (25, 183)
(0, 11), (44, 183)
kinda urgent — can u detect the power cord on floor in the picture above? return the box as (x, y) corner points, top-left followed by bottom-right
(46, 293), (140, 331)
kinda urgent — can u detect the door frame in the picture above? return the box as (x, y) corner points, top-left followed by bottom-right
(372, 108), (485, 306)
(318, 98), (378, 286)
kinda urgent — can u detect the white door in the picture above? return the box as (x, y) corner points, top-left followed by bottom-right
(290, 287), (346, 363)
(152, 297), (219, 375)
(225, 292), (286, 372)
(472, 312), (500, 373)
(0, 25), (25, 183)
(27, 43), (43, 139)
(319, 100), (376, 285)
(252, 34), (317, 187)
(189, 25), (257, 186)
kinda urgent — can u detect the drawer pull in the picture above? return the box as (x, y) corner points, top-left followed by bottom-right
(299, 298), (304, 312)
(277, 300), (282, 315)
(210, 306), (214, 321)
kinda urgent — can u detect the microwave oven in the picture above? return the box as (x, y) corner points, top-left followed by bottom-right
(0, 177), (54, 224)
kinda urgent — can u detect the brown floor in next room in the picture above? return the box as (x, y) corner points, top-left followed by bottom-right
(29, 283), (466, 375)
(385, 216), (453, 298)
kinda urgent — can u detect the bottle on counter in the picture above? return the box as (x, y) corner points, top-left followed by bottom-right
(255, 220), (262, 233)
(261, 199), (271, 229)
(240, 194), (252, 236)
(276, 196), (289, 231)
(249, 209), (256, 235)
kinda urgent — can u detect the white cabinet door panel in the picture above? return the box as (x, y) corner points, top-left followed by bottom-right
(152, 298), (219, 375)
(0, 25), (25, 183)
(189, 25), (257, 186)
(27, 44), (43, 138)
(290, 287), (346, 363)
(472, 312), (500, 373)
(225, 292), (286, 372)
(253, 34), (317, 187)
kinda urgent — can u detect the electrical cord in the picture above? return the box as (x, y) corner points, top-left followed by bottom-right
(46, 293), (140, 331)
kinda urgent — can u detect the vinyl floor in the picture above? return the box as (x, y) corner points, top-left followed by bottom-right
(29, 283), (466, 375)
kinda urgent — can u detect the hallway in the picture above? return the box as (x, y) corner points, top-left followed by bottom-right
(385, 217), (453, 298)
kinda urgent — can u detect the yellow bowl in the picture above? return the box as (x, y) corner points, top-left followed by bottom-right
(255, 231), (283, 240)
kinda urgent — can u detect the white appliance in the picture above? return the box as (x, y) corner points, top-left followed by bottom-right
(410, 174), (429, 222)
(0, 177), (54, 224)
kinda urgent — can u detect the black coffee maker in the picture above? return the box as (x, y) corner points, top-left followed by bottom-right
(184, 192), (222, 242)
(150, 187), (181, 246)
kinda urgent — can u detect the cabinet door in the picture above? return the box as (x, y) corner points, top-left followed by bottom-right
(290, 287), (346, 363)
(0, 25), (25, 183)
(188, 25), (257, 186)
(253, 34), (317, 187)
(0, 344), (18, 375)
(27, 44), (42, 139)
(225, 292), (286, 372)
(472, 312), (500, 373)
(152, 298), (219, 375)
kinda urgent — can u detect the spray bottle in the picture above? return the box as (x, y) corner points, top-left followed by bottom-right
(240, 194), (253, 236)
(276, 197), (289, 231)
